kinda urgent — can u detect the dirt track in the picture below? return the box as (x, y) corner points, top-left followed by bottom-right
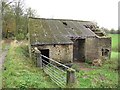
(0, 51), (8, 70)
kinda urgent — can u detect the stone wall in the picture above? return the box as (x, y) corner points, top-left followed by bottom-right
(97, 37), (111, 59)
(36, 44), (73, 63)
(31, 37), (111, 63)
(85, 38), (99, 61)
(85, 37), (111, 61)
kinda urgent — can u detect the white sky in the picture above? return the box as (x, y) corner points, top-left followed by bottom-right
(25, 0), (119, 30)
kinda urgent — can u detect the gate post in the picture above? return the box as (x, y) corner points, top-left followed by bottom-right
(36, 50), (42, 69)
(66, 68), (76, 86)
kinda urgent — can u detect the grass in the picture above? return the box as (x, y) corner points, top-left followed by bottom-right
(109, 34), (119, 52)
(2, 34), (119, 88)
(0, 67), (2, 89)
(1, 39), (11, 51)
(76, 69), (118, 88)
(73, 59), (118, 88)
(73, 34), (119, 88)
(1, 41), (6, 51)
(2, 42), (58, 88)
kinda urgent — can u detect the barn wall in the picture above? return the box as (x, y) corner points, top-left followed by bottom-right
(97, 37), (111, 59)
(37, 44), (73, 63)
(85, 37), (111, 61)
(85, 38), (99, 61)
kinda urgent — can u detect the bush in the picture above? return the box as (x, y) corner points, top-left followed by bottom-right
(16, 33), (25, 40)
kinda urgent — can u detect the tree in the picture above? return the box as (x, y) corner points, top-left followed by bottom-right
(24, 7), (37, 35)
(26, 7), (37, 17)
(14, 0), (24, 36)
(110, 28), (116, 34)
(2, 0), (15, 38)
(13, 0), (38, 40)
(1, 0), (38, 40)
(100, 27), (110, 34)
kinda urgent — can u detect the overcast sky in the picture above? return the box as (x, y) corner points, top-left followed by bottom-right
(25, 0), (119, 30)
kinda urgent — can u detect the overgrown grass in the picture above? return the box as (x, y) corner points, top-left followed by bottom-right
(73, 34), (119, 88)
(75, 69), (118, 88)
(74, 60), (118, 88)
(2, 42), (58, 88)
(2, 34), (119, 88)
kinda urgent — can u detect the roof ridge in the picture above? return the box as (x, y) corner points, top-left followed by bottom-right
(29, 17), (91, 22)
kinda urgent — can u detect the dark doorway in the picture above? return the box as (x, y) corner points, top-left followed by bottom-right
(73, 39), (85, 62)
(40, 49), (49, 65)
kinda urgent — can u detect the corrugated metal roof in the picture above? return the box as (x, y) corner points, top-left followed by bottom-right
(28, 18), (96, 45)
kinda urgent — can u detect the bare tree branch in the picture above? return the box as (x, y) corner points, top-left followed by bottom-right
(3, 0), (15, 7)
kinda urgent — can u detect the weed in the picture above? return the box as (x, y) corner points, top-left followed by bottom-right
(71, 64), (80, 72)
(85, 59), (92, 64)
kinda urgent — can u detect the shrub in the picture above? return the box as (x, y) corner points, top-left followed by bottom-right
(16, 33), (25, 40)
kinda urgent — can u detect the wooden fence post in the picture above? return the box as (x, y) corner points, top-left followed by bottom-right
(36, 51), (42, 69)
(66, 68), (76, 85)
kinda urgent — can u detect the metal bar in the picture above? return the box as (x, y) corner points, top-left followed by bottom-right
(51, 76), (65, 87)
(42, 59), (66, 73)
(44, 67), (66, 83)
(41, 54), (70, 69)
(39, 54), (76, 87)
(44, 67), (66, 84)
(43, 63), (66, 82)
(43, 59), (66, 80)
(44, 68), (66, 87)
(43, 63), (66, 81)
(42, 60), (66, 80)
(46, 69), (66, 82)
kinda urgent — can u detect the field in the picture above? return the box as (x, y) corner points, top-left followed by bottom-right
(2, 41), (58, 88)
(73, 34), (119, 88)
(2, 34), (119, 88)
(110, 34), (119, 52)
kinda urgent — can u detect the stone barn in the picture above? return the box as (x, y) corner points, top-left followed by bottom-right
(28, 17), (111, 63)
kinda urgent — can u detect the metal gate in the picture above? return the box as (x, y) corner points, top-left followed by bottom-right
(35, 51), (76, 88)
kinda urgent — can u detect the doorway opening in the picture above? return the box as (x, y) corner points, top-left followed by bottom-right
(73, 39), (85, 62)
(40, 49), (49, 65)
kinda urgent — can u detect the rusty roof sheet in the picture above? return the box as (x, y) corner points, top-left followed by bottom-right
(28, 18), (96, 45)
